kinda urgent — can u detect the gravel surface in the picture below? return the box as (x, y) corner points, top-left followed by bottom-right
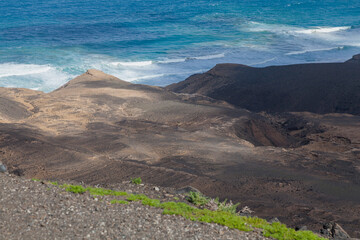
(0, 173), (271, 240)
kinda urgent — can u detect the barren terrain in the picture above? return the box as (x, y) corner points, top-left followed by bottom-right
(0, 68), (359, 237)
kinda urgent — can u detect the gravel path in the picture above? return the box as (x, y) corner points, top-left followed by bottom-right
(0, 173), (270, 240)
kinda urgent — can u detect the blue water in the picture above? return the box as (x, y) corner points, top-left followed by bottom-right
(1, 0), (359, 92)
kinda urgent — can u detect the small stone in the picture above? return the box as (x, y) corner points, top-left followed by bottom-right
(154, 187), (160, 191)
(269, 217), (280, 223)
(0, 164), (7, 173)
(164, 193), (174, 198)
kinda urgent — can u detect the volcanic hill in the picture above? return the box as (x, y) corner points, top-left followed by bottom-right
(0, 61), (359, 237)
(167, 54), (360, 115)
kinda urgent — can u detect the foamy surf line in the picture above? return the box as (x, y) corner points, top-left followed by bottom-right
(243, 22), (352, 35)
(110, 54), (226, 67)
(286, 46), (345, 56)
(295, 26), (351, 34)
(0, 63), (53, 78)
(158, 53), (226, 64)
(0, 63), (72, 92)
(111, 61), (153, 67)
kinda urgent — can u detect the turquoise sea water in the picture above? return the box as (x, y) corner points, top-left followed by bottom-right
(1, 0), (359, 91)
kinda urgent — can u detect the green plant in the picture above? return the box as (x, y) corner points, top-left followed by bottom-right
(160, 201), (252, 231)
(186, 191), (209, 206)
(49, 181), (58, 186)
(58, 184), (128, 196)
(131, 177), (142, 185)
(86, 187), (127, 196)
(142, 198), (161, 207)
(215, 198), (240, 214)
(31, 178), (41, 182)
(126, 194), (148, 202)
(62, 184), (87, 194)
(50, 182), (326, 240)
(110, 200), (129, 205)
(173, 197), (179, 200)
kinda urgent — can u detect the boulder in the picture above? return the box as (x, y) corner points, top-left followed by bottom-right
(320, 222), (351, 239)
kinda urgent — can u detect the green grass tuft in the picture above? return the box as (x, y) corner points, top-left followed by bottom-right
(110, 200), (129, 205)
(131, 177), (142, 184)
(126, 194), (149, 202)
(58, 184), (128, 196)
(53, 183), (326, 240)
(62, 184), (87, 194)
(142, 198), (161, 207)
(216, 198), (240, 214)
(86, 187), (128, 196)
(31, 178), (41, 182)
(186, 191), (209, 206)
(49, 181), (58, 186)
(159, 201), (252, 231)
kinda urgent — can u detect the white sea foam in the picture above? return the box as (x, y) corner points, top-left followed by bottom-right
(286, 46), (344, 55)
(187, 53), (225, 60)
(295, 26), (351, 34)
(157, 58), (186, 64)
(0, 63), (52, 78)
(0, 63), (72, 92)
(157, 53), (225, 64)
(243, 21), (295, 33)
(111, 61), (153, 67)
(244, 22), (351, 36)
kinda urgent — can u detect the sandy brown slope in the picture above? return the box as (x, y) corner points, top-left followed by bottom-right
(166, 54), (360, 115)
(0, 69), (359, 237)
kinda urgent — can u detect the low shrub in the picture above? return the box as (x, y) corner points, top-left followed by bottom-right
(186, 191), (209, 206)
(131, 177), (142, 185)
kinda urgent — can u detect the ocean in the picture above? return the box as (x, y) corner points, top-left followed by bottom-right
(1, 0), (359, 92)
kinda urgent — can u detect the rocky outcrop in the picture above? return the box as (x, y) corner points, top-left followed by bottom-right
(320, 222), (351, 239)
(346, 54), (360, 63)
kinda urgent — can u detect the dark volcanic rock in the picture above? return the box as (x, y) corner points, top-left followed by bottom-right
(167, 55), (360, 115)
(346, 54), (360, 63)
(321, 222), (351, 240)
